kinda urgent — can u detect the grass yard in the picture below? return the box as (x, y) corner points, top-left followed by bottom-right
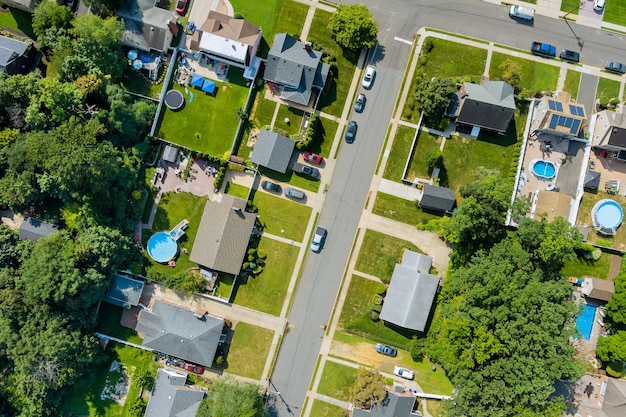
(563, 70), (581, 100)
(0, 7), (34, 37)
(418, 37), (487, 81)
(596, 77), (621, 100)
(355, 230), (421, 282)
(225, 181), (250, 199)
(317, 361), (358, 402)
(274, 105), (305, 136)
(372, 192), (443, 226)
(142, 192), (208, 276)
(383, 125), (417, 181)
(259, 166), (320, 192)
(157, 67), (249, 156)
(489, 52), (560, 92)
(232, 237), (298, 315)
(404, 130), (442, 181)
(309, 117), (339, 158)
(309, 9), (359, 118)
(251, 89), (277, 128)
(226, 322), (274, 379)
(561, 252), (613, 280)
(96, 303), (142, 345)
(560, 0), (580, 14)
(577, 191), (626, 250)
(309, 400), (347, 417)
(603, 0), (626, 26)
(120, 66), (164, 98)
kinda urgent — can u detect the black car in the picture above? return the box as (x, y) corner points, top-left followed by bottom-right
(354, 93), (366, 113)
(559, 50), (580, 63)
(605, 61), (626, 74)
(261, 180), (281, 193)
(345, 121), (357, 143)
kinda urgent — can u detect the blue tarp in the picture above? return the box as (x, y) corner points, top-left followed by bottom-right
(202, 79), (216, 94)
(190, 74), (204, 88)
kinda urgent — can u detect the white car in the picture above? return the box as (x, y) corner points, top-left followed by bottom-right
(509, 5), (534, 20)
(361, 65), (376, 89)
(393, 366), (414, 380)
(594, 0), (605, 12)
(310, 226), (327, 252)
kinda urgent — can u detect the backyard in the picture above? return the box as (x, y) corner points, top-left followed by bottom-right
(372, 192), (442, 226)
(0, 6), (34, 37)
(403, 131), (442, 182)
(224, 322), (273, 379)
(561, 252), (613, 280)
(157, 67), (249, 156)
(355, 230), (422, 283)
(383, 125), (419, 181)
(577, 191), (626, 249)
(96, 303), (142, 345)
(489, 52), (560, 92)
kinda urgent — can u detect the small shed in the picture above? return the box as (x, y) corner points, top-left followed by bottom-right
(162, 144), (178, 163)
(19, 217), (58, 243)
(582, 276), (614, 302)
(420, 184), (456, 213)
(584, 170), (600, 192)
(104, 272), (145, 308)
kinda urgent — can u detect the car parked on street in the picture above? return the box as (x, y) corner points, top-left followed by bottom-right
(345, 121), (357, 143)
(559, 49), (580, 63)
(310, 226), (327, 252)
(285, 187), (305, 199)
(375, 343), (397, 357)
(261, 180), (281, 193)
(362, 65), (376, 89)
(182, 362), (204, 374)
(605, 61), (626, 74)
(393, 366), (414, 380)
(354, 93), (366, 113)
(303, 152), (324, 165)
(509, 5), (534, 20)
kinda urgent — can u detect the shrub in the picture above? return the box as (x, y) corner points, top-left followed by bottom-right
(372, 294), (383, 305)
(252, 265), (263, 275)
(606, 360), (624, 377)
(257, 249), (266, 259)
(247, 248), (257, 256)
(375, 284), (386, 296)
(234, 12), (244, 19)
(425, 148), (443, 175)
(422, 38), (434, 53)
(370, 311), (380, 321)
(296, 113), (322, 151)
(371, 305), (381, 313)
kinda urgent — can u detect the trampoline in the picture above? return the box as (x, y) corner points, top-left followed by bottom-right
(147, 231), (178, 263)
(165, 89), (185, 110)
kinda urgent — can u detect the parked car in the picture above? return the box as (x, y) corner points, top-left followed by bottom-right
(175, 0), (188, 14)
(303, 151), (324, 165)
(393, 366), (414, 380)
(354, 93), (366, 113)
(509, 5), (534, 20)
(293, 163), (320, 179)
(261, 180), (281, 193)
(182, 362), (204, 374)
(594, 0), (605, 12)
(345, 121), (357, 143)
(559, 49), (580, 63)
(362, 65), (376, 89)
(285, 187), (305, 199)
(605, 61), (626, 74)
(310, 226), (327, 252)
(375, 343), (397, 357)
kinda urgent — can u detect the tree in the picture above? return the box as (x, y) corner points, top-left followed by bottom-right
(606, 272), (626, 325)
(32, 1), (74, 40)
(0, 224), (32, 269)
(25, 77), (84, 130)
(413, 77), (457, 120)
(350, 367), (387, 409)
(425, 148), (443, 175)
(500, 58), (522, 88)
(596, 331), (626, 376)
(196, 378), (268, 417)
(327, 4), (378, 51)
(70, 14), (124, 80)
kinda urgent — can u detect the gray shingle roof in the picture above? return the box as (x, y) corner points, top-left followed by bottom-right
(104, 272), (145, 308)
(249, 130), (296, 173)
(604, 378), (626, 417)
(19, 217), (59, 243)
(455, 81), (516, 133)
(420, 185), (455, 212)
(117, 0), (177, 52)
(352, 389), (421, 417)
(144, 368), (204, 417)
(136, 300), (224, 367)
(380, 250), (440, 332)
(0, 35), (28, 69)
(189, 195), (256, 275)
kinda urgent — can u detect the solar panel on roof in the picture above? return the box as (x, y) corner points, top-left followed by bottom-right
(564, 117), (573, 128)
(569, 105), (578, 115)
(576, 106), (585, 117)
(556, 102), (563, 111)
(571, 119), (581, 133)
(559, 115), (567, 125)
(548, 100), (557, 110)
(549, 114), (559, 129)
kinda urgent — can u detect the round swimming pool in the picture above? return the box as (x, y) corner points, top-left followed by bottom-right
(147, 231), (178, 263)
(532, 160), (556, 179)
(594, 200), (623, 229)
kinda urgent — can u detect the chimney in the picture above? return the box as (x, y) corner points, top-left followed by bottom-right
(304, 41), (312, 51)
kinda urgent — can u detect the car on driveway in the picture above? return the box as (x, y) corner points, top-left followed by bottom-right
(345, 121), (357, 143)
(354, 93), (366, 113)
(310, 226), (327, 252)
(182, 362), (204, 374)
(559, 49), (580, 63)
(362, 65), (376, 89)
(261, 180), (281, 193)
(175, 0), (188, 14)
(594, 0), (605, 12)
(285, 187), (305, 199)
(375, 343), (397, 357)
(605, 61), (626, 74)
(303, 152), (324, 165)
(393, 366), (414, 380)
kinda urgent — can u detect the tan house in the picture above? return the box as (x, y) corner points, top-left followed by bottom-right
(591, 110), (626, 158)
(536, 94), (586, 139)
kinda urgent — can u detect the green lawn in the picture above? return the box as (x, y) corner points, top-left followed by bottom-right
(563, 70), (581, 100)
(596, 77), (621, 100)
(355, 230), (421, 282)
(232, 237), (298, 315)
(372, 192), (443, 226)
(0, 7), (34, 37)
(383, 125), (417, 181)
(309, 9), (359, 118)
(603, 0), (626, 26)
(259, 166), (320, 193)
(404, 130), (442, 181)
(96, 303), (142, 345)
(120, 66), (164, 98)
(317, 361), (358, 402)
(561, 253), (613, 280)
(226, 322), (274, 379)
(142, 192), (208, 276)
(310, 117), (339, 158)
(310, 400), (347, 417)
(418, 37), (487, 81)
(157, 67), (249, 156)
(577, 191), (626, 250)
(560, 0), (580, 14)
(274, 105), (305, 136)
(252, 94), (277, 129)
(225, 181), (250, 199)
(489, 52), (560, 92)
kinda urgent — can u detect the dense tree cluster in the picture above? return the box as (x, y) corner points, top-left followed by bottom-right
(598, 272), (626, 377)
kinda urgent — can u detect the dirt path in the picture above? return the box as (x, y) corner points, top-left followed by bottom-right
(329, 339), (397, 371)
(608, 254), (622, 280)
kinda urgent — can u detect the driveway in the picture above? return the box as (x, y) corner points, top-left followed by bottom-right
(577, 73), (599, 116)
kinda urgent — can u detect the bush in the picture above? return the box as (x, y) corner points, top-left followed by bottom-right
(606, 360), (624, 377)
(425, 148), (443, 175)
(375, 284), (386, 296)
(371, 305), (381, 313)
(423, 38), (434, 53)
(257, 249), (266, 259)
(296, 113), (322, 151)
(216, 355), (224, 365)
(234, 12), (244, 19)
(370, 311), (380, 321)
(252, 265), (263, 275)
(372, 294), (383, 305)
(247, 248), (257, 257)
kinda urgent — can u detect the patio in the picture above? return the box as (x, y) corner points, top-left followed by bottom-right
(588, 148), (626, 197)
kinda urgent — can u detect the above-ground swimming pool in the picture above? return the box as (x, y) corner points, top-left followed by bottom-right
(147, 231), (178, 263)
(576, 304), (597, 341)
(593, 199), (624, 230)
(532, 160), (556, 179)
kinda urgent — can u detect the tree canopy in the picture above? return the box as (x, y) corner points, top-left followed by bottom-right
(350, 367), (387, 409)
(327, 4), (378, 51)
(413, 77), (457, 121)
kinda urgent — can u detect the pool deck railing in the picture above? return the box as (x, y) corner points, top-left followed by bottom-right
(169, 219), (189, 241)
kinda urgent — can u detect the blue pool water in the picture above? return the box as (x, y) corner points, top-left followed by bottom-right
(533, 160), (556, 179)
(147, 231), (177, 263)
(596, 200), (623, 229)
(576, 304), (597, 341)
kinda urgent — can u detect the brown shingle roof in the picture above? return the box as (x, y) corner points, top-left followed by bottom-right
(582, 276), (615, 302)
(199, 11), (260, 46)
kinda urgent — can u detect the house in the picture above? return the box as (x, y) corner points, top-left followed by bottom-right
(535, 95), (586, 139)
(1, 0), (36, 12)
(104, 272), (145, 309)
(18, 217), (58, 243)
(591, 110), (626, 159)
(419, 185), (455, 213)
(249, 130), (296, 174)
(451, 81), (516, 136)
(582, 276), (614, 302)
(144, 367), (205, 417)
(352, 385), (422, 417)
(116, 0), (179, 53)
(264, 33), (330, 107)
(0, 34), (34, 75)
(190, 195), (256, 275)
(379, 250), (440, 332)
(189, 11), (261, 72)
(136, 300), (224, 367)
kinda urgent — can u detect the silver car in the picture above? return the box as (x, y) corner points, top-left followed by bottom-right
(362, 65), (375, 89)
